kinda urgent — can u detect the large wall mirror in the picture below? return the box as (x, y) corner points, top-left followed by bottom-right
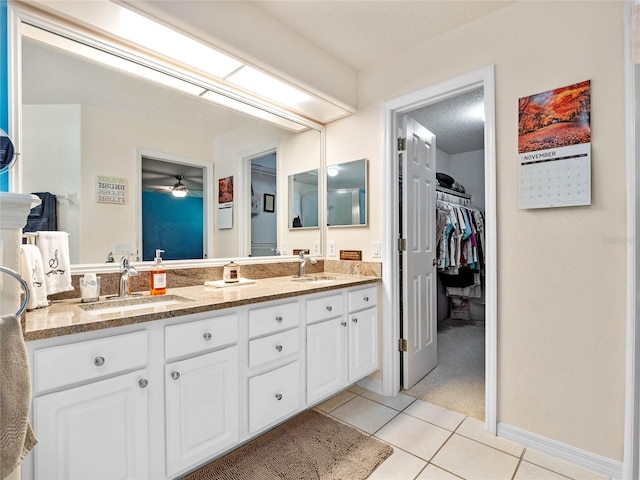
(11, 9), (324, 268)
(327, 159), (367, 227)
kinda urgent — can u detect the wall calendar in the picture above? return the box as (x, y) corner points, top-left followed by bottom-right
(518, 80), (591, 209)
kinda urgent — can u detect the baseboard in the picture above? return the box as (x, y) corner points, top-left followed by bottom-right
(498, 422), (623, 479)
(356, 376), (384, 395)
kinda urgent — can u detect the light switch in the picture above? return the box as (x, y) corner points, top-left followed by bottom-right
(372, 242), (381, 258)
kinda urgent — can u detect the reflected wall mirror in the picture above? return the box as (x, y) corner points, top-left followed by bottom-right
(10, 7), (324, 268)
(289, 169), (319, 230)
(327, 159), (367, 227)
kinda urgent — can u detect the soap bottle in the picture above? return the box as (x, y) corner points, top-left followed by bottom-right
(150, 249), (166, 296)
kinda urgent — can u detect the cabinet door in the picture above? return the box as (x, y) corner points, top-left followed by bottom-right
(348, 307), (379, 381)
(165, 346), (239, 477)
(307, 317), (348, 405)
(33, 370), (149, 480)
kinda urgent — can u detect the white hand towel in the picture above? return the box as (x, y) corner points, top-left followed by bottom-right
(19, 245), (49, 310)
(35, 231), (73, 295)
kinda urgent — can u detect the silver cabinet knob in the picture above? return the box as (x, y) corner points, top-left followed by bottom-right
(326, 305), (333, 312)
(203, 332), (212, 341)
(275, 316), (283, 323)
(94, 356), (105, 367)
(352, 318), (358, 323)
(275, 393), (283, 401)
(138, 379), (149, 389)
(341, 321), (347, 327)
(275, 345), (283, 352)
(363, 296), (370, 302)
(170, 371), (180, 380)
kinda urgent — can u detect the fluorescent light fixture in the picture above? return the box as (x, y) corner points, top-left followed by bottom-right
(469, 103), (485, 122)
(119, 9), (242, 78)
(327, 166), (339, 177)
(200, 90), (307, 133)
(22, 24), (205, 96)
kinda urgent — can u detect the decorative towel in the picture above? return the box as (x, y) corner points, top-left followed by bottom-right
(19, 245), (49, 310)
(35, 231), (73, 295)
(0, 315), (37, 479)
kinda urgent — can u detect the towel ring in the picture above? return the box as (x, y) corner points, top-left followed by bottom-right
(0, 266), (30, 317)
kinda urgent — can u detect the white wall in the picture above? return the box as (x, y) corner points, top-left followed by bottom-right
(327, 0), (627, 461)
(449, 149), (485, 210)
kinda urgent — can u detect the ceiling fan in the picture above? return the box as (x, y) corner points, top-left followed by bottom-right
(170, 175), (188, 198)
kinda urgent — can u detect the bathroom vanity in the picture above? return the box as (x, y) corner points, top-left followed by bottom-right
(21, 274), (379, 480)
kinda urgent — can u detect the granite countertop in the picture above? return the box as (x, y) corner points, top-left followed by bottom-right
(23, 273), (380, 341)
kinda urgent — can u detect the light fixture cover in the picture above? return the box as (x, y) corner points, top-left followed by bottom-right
(171, 176), (188, 197)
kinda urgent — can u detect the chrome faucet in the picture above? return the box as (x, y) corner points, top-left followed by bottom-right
(298, 251), (317, 278)
(118, 255), (139, 297)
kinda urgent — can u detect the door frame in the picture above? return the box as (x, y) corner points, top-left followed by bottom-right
(381, 65), (498, 433)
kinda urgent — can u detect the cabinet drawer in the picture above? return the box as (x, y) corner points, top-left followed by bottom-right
(34, 331), (147, 393)
(249, 328), (299, 368)
(306, 293), (344, 324)
(165, 314), (238, 360)
(248, 361), (300, 433)
(348, 286), (377, 312)
(249, 302), (299, 338)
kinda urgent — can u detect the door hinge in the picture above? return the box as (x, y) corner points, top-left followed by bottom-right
(399, 338), (408, 352)
(397, 238), (407, 251)
(398, 137), (406, 151)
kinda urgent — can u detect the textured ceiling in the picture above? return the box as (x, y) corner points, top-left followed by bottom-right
(411, 88), (485, 155)
(248, 1), (515, 71)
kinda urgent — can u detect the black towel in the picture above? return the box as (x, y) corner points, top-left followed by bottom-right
(24, 192), (57, 233)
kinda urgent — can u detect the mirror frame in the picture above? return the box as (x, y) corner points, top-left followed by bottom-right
(7, 2), (326, 273)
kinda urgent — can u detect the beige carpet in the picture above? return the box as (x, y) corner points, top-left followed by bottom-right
(183, 410), (393, 480)
(404, 318), (485, 420)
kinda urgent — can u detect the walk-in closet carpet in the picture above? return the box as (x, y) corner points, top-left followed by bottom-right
(404, 318), (485, 420)
(182, 409), (393, 480)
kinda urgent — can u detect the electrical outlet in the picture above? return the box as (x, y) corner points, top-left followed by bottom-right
(328, 241), (336, 257)
(313, 241), (320, 255)
(115, 243), (131, 254)
(372, 242), (381, 258)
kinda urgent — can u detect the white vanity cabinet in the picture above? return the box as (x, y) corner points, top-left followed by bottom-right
(306, 286), (378, 405)
(164, 314), (240, 478)
(31, 331), (149, 480)
(24, 280), (379, 480)
(246, 301), (302, 434)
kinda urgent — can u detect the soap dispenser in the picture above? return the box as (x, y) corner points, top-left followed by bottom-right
(150, 249), (166, 296)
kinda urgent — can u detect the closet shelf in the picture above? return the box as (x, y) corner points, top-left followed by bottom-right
(436, 185), (471, 200)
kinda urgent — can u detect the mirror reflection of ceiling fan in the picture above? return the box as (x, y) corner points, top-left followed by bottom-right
(141, 157), (204, 198)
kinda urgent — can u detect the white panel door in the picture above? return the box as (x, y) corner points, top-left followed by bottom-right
(165, 346), (239, 477)
(402, 117), (437, 389)
(34, 370), (149, 480)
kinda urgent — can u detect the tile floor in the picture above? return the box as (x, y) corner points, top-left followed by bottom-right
(315, 386), (610, 480)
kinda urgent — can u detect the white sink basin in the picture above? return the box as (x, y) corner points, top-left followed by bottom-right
(79, 294), (189, 316)
(291, 275), (337, 284)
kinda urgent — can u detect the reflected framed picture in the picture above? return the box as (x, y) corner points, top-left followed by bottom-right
(263, 193), (275, 212)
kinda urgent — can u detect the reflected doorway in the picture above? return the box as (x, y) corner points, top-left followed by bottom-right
(249, 151), (278, 256)
(141, 155), (206, 261)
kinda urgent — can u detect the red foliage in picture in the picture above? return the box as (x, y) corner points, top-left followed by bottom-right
(518, 80), (590, 154)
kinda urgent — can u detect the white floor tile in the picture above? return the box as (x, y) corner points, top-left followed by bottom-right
(361, 389), (416, 411)
(367, 447), (427, 480)
(404, 399), (465, 431)
(375, 412), (451, 461)
(330, 396), (397, 434)
(431, 433), (520, 480)
(523, 449), (609, 480)
(348, 384), (366, 394)
(314, 390), (356, 413)
(456, 416), (524, 457)
(416, 464), (464, 480)
(514, 460), (573, 479)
